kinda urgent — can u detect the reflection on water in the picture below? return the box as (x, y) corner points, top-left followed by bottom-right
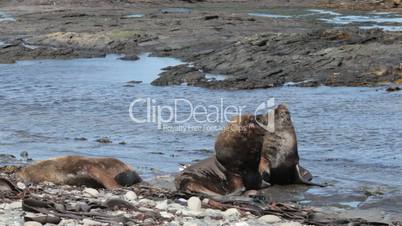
(124, 13), (145, 18)
(0, 55), (401, 212)
(248, 12), (292, 18)
(249, 7), (402, 32)
(161, 8), (192, 14)
(0, 12), (15, 22)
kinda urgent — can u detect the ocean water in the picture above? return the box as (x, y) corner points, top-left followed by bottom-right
(0, 54), (401, 212)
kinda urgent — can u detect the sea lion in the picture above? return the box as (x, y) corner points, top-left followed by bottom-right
(16, 156), (142, 189)
(257, 105), (322, 186)
(176, 114), (266, 196)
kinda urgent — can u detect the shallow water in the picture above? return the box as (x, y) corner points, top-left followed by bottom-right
(249, 7), (402, 32)
(0, 55), (401, 213)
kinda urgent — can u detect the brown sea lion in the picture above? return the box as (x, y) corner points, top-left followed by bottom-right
(257, 105), (322, 186)
(176, 114), (266, 196)
(16, 156), (142, 189)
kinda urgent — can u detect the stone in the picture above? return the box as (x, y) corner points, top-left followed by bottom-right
(204, 208), (223, 218)
(160, 211), (174, 219)
(386, 84), (401, 92)
(83, 188), (99, 197)
(279, 222), (303, 226)
(234, 222), (249, 226)
(24, 222), (42, 226)
(258, 214), (282, 223)
(124, 191), (137, 201)
(138, 198), (156, 207)
(5, 201), (22, 209)
(223, 208), (240, 220)
(17, 182), (26, 190)
(96, 137), (112, 144)
(82, 218), (105, 225)
(187, 197), (202, 211)
(156, 200), (168, 210)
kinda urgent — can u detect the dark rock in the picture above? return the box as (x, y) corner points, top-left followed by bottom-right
(119, 55), (139, 61)
(151, 64), (206, 86)
(204, 15), (219, 20)
(96, 137), (112, 144)
(386, 84), (401, 92)
(127, 80), (142, 84)
(74, 137), (87, 141)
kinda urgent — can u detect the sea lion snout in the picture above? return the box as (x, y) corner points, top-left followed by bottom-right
(114, 170), (142, 187)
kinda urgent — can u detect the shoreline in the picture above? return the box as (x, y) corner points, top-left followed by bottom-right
(0, 0), (401, 90)
(1, 165), (400, 226)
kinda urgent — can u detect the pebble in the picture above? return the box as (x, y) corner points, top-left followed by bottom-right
(82, 218), (105, 225)
(138, 198), (156, 207)
(143, 218), (155, 225)
(156, 200), (168, 210)
(160, 211), (174, 219)
(17, 182), (26, 190)
(83, 188), (99, 197)
(204, 208), (223, 218)
(279, 222), (303, 226)
(58, 219), (76, 226)
(124, 191), (137, 201)
(24, 222), (42, 226)
(223, 208), (241, 220)
(258, 214), (282, 223)
(5, 201), (22, 209)
(168, 203), (185, 212)
(183, 219), (208, 226)
(187, 197), (202, 211)
(234, 222), (250, 226)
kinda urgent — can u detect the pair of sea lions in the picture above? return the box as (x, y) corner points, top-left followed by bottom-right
(176, 114), (266, 197)
(176, 104), (320, 196)
(16, 156), (142, 189)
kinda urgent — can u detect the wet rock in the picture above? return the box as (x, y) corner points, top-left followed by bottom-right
(119, 55), (139, 61)
(151, 64), (205, 86)
(96, 137), (112, 144)
(83, 188), (99, 197)
(204, 15), (219, 20)
(386, 84), (401, 92)
(187, 197), (202, 212)
(258, 214), (282, 223)
(126, 80), (142, 84)
(74, 137), (87, 141)
(118, 141), (127, 145)
(124, 191), (137, 201)
(223, 208), (240, 220)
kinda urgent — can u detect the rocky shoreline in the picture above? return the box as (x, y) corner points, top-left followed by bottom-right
(0, 0), (402, 90)
(1, 166), (399, 226)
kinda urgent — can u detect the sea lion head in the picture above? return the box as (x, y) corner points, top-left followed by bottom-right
(274, 104), (293, 131)
(216, 114), (266, 173)
(114, 170), (142, 187)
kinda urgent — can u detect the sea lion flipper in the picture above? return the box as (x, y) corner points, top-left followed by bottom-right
(295, 164), (325, 187)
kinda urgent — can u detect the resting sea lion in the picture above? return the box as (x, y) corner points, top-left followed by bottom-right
(258, 105), (322, 186)
(16, 156), (142, 189)
(176, 114), (266, 196)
